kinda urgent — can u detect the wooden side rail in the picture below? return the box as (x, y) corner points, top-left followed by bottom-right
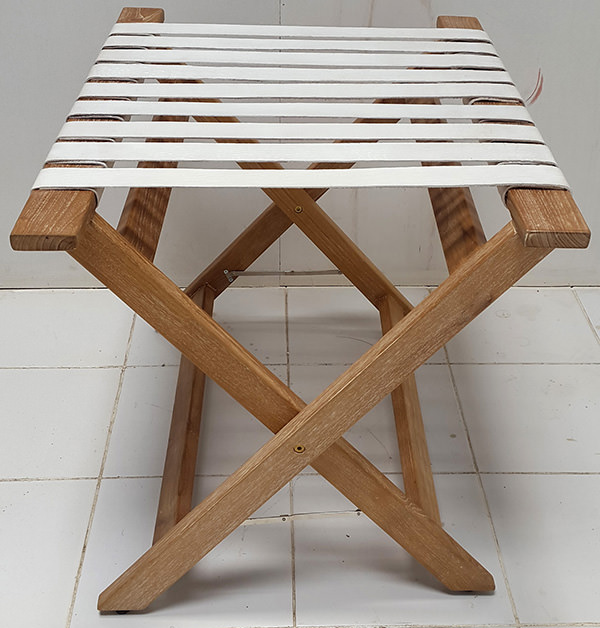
(10, 7), (167, 255)
(11, 189), (97, 251)
(438, 15), (591, 251)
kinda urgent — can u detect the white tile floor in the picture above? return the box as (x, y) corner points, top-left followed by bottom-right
(1, 285), (600, 628)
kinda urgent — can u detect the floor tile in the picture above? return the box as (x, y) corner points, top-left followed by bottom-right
(446, 288), (600, 363)
(453, 364), (600, 472)
(0, 289), (133, 367)
(483, 474), (600, 624)
(71, 477), (293, 627)
(127, 287), (287, 366)
(124, 316), (181, 368)
(292, 474), (514, 626)
(287, 286), (445, 365)
(104, 365), (286, 477)
(0, 479), (95, 628)
(0, 368), (121, 478)
(290, 363), (474, 473)
(575, 286), (600, 341)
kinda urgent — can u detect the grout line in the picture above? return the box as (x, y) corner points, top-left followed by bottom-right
(285, 288), (291, 392)
(0, 365), (126, 370)
(573, 288), (600, 347)
(290, 481), (297, 628)
(6, 470), (600, 484)
(65, 315), (136, 628)
(444, 345), (521, 627)
(283, 624), (600, 628)
(3, 360), (600, 371)
(284, 291), (298, 628)
(3, 284), (598, 292)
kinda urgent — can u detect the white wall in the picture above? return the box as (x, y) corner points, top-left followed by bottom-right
(2, 0), (598, 288)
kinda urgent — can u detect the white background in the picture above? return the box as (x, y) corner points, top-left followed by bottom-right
(2, 0), (598, 288)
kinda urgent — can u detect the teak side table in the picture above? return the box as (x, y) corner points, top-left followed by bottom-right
(11, 7), (590, 613)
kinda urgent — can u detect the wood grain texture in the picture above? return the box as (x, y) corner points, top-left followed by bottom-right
(118, 7), (165, 23)
(10, 7), (165, 252)
(10, 189), (97, 251)
(185, 157), (364, 298)
(428, 186), (487, 271)
(116, 115), (185, 261)
(436, 15), (483, 29)
(505, 188), (590, 248)
(379, 295), (440, 524)
(429, 17), (488, 271)
(409, 100), (487, 272)
(438, 15), (590, 250)
(68, 216), (495, 610)
(114, 9), (176, 261)
(154, 285), (215, 544)
(262, 186), (413, 313)
(98, 219), (549, 610)
(183, 110), (411, 312)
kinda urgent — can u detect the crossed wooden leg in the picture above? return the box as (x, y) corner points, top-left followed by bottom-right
(64, 210), (552, 611)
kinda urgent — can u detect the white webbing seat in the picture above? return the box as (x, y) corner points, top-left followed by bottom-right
(34, 21), (568, 194)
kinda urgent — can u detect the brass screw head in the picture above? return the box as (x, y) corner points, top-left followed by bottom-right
(294, 205), (303, 213)
(293, 444), (306, 454)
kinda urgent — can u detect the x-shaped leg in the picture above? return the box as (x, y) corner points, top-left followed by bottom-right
(127, 101), (443, 539)
(65, 213), (551, 611)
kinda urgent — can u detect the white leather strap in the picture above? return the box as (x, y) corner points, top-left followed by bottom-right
(46, 141), (556, 165)
(88, 63), (512, 84)
(96, 48), (505, 69)
(109, 23), (492, 41)
(57, 121), (545, 142)
(34, 164), (568, 190)
(105, 34), (496, 53)
(68, 101), (533, 122)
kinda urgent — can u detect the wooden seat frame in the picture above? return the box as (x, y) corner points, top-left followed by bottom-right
(11, 8), (590, 613)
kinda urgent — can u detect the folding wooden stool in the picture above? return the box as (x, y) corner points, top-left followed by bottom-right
(11, 7), (590, 613)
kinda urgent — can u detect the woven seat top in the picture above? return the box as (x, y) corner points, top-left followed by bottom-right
(33, 22), (568, 194)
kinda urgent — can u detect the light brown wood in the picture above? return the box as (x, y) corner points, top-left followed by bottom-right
(438, 15), (590, 250)
(185, 204), (293, 297)
(97, 220), (551, 610)
(66, 214), (496, 610)
(182, 109), (411, 311)
(427, 186), (487, 272)
(154, 285), (215, 543)
(506, 188), (590, 248)
(421, 18), (488, 271)
(184, 106), (409, 298)
(114, 9), (179, 261)
(10, 189), (97, 251)
(117, 114), (186, 262)
(409, 97), (487, 273)
(117, 7), (165, 23)
(436, 15), (483, 30)
(379, 295), (440, 524)
(10, 7), (165, 253)
(262, 186), (412, 313)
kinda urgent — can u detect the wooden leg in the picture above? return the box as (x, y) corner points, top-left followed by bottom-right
(69, 214), (500, 610)
(153, 285), (215, 543)
(379, 295), (441, 523)
(75, 218), (550, 610)
(186, 203), (293, 297)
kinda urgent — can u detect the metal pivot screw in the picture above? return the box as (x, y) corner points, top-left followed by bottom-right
(293, 444), (306, 454)
(294, 205), (303, 213)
